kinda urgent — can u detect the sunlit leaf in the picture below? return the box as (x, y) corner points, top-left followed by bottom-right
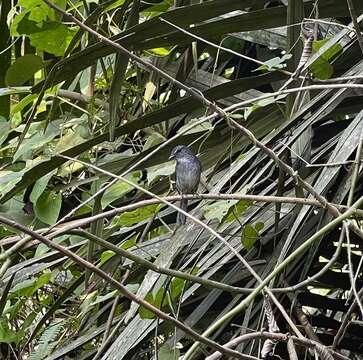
(29, 23), (78, 56)
(223, 199), (253, 223)
(101, 172), (141, 209)
(138, 292), (156, 319)
(145, 47), (173, 57)
(35, 190), (62, 225)
(309, 39), (342, 80)
(241, 222), (264, 250)
(10, 271), (52, 297)
(170, 277), (186, 300)
(256, 54), (292, 72)
(100, 250), (116, 265)
(203, 199), (239, 223)
(111, 204), (161, 227)
(158, 343), (180, 360)
(10, 94), (38, 116)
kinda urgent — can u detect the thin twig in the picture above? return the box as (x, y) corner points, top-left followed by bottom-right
(278, 226), (345, 292)
(160, 17), (281, 71)
(347, 128), (363, 207)
(333, 286), (363, 349)
(102, 295), (120, 344)
(316, 75), (363, 83)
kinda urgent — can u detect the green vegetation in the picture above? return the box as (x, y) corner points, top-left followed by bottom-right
(1, 0), (363, 359)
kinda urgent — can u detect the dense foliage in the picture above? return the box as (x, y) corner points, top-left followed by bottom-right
(1, 0), (363, 359)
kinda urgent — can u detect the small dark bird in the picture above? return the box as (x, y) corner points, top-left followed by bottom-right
(169, 145), (202, 225)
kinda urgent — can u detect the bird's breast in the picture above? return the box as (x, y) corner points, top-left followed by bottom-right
(175, 157), (201, 193)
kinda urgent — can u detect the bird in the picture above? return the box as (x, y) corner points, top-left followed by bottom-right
(169, 145), (202, 225)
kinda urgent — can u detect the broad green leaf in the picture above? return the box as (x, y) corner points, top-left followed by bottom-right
(13, 120), (61, 161)
(170, 277), (186, 300)
(18, 0), (53, 24)
(309, 39), (342, 80)
(178, 118), (213, 135)
(125, 283), (140, 294)
(10, 94), (38, 116)
(145, 47), (173, 57)
(241, 222), (264, 250)
(244, 94), (286, 119)
(4, 300), (23, 320)
(54, 131), (85, 152)
(5, 55), (43, 86)
(0, 170), (26, 198)
(147, 161), (175, 185)
(204, 199), (239, 223)
(0, 318), (23, 344)
(11, 271), (52, 297)
(312, 39), (343, 61)
(34, 234), (69, 257)
(143, 132), (165, 151)
(17, 0), (66, 24)
(90, 290), (118, 306)
(100, 250), (116, 265)
(158, 343), (180, 360)
(0, 193), (33, 230)
(138, 292), (155, 319)
(139, 287), (168, 320)
(121, 238), (136, 250)
(101, 172), (141, 209)
(255, 222), (264, 232)
(19, 311), (37, 334)
(309, 57), (333, 80)
(29, 23), (77, 56)
(35, 190), (62, 225)
(111, 204), (161, 227)
(10, 12), (41, 36)
(223, 199), (253, 223)
(256, 54), (292, 72)
(241, 224), (259, 250)
(30, 170), (56, 204)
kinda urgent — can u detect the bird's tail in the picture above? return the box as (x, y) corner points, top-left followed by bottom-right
(177, 198), (188, 225)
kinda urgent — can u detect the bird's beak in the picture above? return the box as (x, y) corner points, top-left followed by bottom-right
(169, 155), (174, 160)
